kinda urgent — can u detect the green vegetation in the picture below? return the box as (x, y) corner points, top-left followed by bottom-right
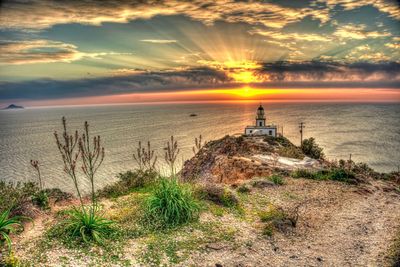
(54, 117), (114, 243)
(291, 168), (356, 183)
(259, 205), (298, 236)
(0, 209), (26, 253)
(301, 137), (324, 159)
(196, 183), (239, 207)
(237, 184), (251, 193)
(269, 174), (284, 185)
(144, 178), (200, 228)
(31, 190), (50, 210)
(0, 181), (37, 216)
(60, 207), (114, 244)
(98, 170), (158, 198)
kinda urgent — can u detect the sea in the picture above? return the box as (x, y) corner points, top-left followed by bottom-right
(1, 102), (399, 193)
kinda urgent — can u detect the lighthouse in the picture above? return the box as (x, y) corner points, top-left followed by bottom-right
(245, 104), (277, 136)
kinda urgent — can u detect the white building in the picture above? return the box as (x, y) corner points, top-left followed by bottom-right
(245, 104), (277, 137)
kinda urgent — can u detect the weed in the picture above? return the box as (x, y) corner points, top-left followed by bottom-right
(269, 174), (284, 185)
(31, 190), (49, 210)
(164, 136), (180, 176)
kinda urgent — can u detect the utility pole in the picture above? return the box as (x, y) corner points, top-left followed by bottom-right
(299, 122), (305, 146)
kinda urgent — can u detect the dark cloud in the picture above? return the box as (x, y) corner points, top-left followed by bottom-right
(0, 62), (399, 102)
(257, 61), (400, 81)
(0, 67), (231, 100)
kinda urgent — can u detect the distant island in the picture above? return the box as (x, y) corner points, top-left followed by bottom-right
(3, 104), (24, 109)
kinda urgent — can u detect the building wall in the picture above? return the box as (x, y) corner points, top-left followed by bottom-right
(245, 127), (276, 137)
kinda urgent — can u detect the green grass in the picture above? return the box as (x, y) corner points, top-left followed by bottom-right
(98, 170), (158, 198)
(144, 178), (200, 228)
(138, 221), (236, 265)
(269, 174), (284, 185)
(291, 168), (356, 183)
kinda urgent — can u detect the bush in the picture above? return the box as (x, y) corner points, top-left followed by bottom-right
(60, 207), (114, 244)
(269, 174), (284, 185)
(196, 183), (239, 207)
(301, 138), (324, 159)
(237, 184), (251, 193)
(31, 190), (49, 210)
(144, 178), (200, 228)
(0, 181), (38, 216)
(98, 170), (158, 198)
(291, 168), (356, 183)
(277, 146), (304, 159)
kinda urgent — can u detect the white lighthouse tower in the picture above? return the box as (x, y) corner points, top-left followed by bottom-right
(245, 104), (277, 137)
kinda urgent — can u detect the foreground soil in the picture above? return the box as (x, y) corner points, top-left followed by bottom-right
(13, 176), (400, 267)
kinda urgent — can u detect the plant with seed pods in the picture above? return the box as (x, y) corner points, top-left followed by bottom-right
(54, 117), (83, 206)
(54, 117), (113, 244)
(30, 160), (49, 209)
(164, 136), (180, 176)
(133, 141), (158, 172)
(30, 160), (43, 190)
(192, 135), (204, 155)
(78, 121), (105, 206)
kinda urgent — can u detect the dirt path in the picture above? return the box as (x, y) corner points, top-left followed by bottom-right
(273, 183), (400, 266)
(183, 180), (400, 267)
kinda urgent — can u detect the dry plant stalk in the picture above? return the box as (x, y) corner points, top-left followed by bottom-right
(133, 141), (158, 171)
(30, 159), (43, 190)
(192, 135), (204, 155)
(78, 121), (105, 206)
(54, 117), (83, 206)
(164, 135), (180, 176)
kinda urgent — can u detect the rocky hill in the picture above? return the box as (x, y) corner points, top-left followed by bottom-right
(181, 135), (322, 184)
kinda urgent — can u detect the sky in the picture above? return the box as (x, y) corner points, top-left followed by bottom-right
(0, 0), (399, 106)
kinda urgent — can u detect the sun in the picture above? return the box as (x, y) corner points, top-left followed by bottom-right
(229, 70), (259, 83)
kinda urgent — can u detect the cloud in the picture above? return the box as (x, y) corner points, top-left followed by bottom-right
(250, 28), (331, 42)
(0, 0), (331, 31)
(140, 39), (177, 44)
(333, 24), (391, 40)
(321, 0), (400, 20)
(0, 39), (129, 64)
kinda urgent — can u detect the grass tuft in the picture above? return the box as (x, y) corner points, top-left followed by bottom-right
(144, 178), (200, 228)
(269, 174), (284, 185)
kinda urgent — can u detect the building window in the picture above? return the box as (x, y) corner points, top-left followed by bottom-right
(250, 130), (253, 133)
(269, 130), (272, 135)
(259, 121), (262, 126)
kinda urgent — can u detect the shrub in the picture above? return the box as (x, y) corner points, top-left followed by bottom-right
(301, 138), (324, 159)
(269, 174), (284, 185)
(0, 210), (26, 253)
(237, 184), (251, 193)
(144, 178), (199, 228)
(277, 146), (304, 159)
(291, 168), (356, 183)
(196, 184), (238, 207)
(31, 190), (49, 210)
(98, 170), (158, 198)
(0, 181), (38, 216)
(61, 207), (114, 244)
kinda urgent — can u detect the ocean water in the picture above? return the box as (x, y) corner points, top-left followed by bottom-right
(0, 102), (399, 193)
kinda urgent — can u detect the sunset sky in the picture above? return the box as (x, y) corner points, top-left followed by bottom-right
(0, 0), (399, 106)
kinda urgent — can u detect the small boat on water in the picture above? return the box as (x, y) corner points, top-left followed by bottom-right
(189, 113), (198, 117)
